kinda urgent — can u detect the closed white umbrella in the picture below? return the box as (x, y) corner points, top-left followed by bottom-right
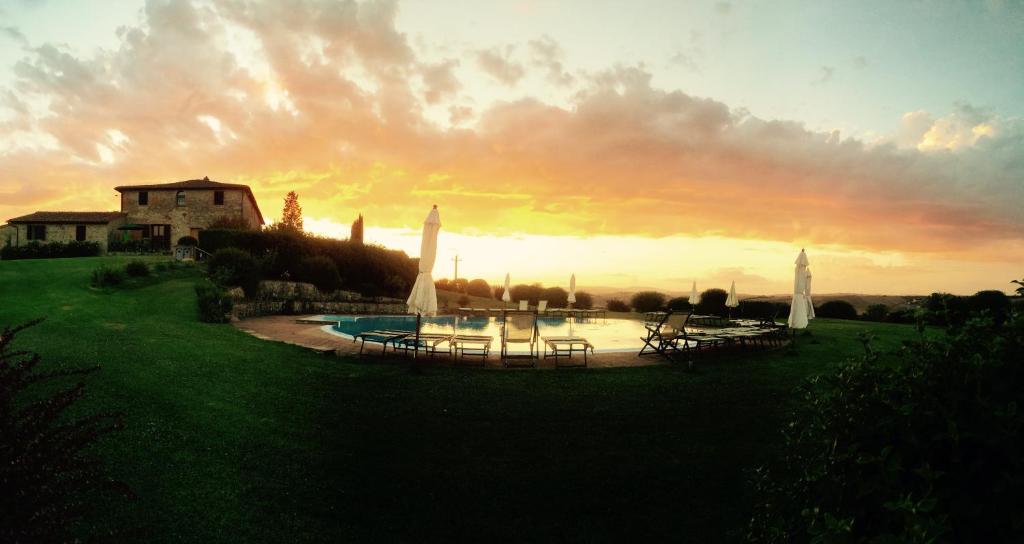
(567, 273), (576, 307)
(787, 249), (813, 330)
(406, 205), (441, 357)
(726, 281), (739, 317)
(502, 273), (511, 305)
(688, 281), (701, 305)
(806, 269), (815, 319)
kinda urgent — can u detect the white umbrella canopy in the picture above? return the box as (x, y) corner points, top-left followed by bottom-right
(406, 205), (441, 316)
(688, 281), (701, 305)
(806, 269), (816, 319)
(502, 273), (511, 303)
(567, 273), (577, 304)
(787, 249), (814, 329)
(726, 281), (739, 308)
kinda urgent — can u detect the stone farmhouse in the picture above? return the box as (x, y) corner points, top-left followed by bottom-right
(3, 177), (264, 252)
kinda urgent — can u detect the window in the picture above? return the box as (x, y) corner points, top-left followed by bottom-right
(138, 191), (148, 205)
(76, 225), (86, 241)
(214, 190), (224, 205)
(151, 225), (167, 238)
(176, 191), (185, 206)
(27, 224), (46, 241)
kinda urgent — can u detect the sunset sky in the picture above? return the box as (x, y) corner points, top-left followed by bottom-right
(1, 0), (1021, 295)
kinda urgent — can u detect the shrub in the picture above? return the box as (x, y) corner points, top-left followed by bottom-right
(457, 295), (470, 307)
(861, 303), (888, 322)
(207, 247), (260, 297)
(606, 299), (630, 312)
(195, 283), (233, 323)
(1, 240), (101, 260)
(510, 283), (544, 305)
(885, 308), (918, 324)
(667, 297), (692, 311)
(540, 286), (569, 308)
(0, 319), (128, 542)
(750, 313), (1024, 543)
(124, 260), (150, 277)
(177, 236), (198, 246)
(466, 279), (493, 298)
(815, 300), (857, 320)
(923, 292), (969, 328)
(90, 266), (124, 287)
(573, 291), (594, 310)
(296, 256), (342, 293)
(739, 300), (788, 320)
(630, 291), (666, 313)
(967, 290), (1011, 325)
(695, 288), (729, 316)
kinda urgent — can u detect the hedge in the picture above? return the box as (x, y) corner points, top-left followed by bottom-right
(1, 240), (101, 260)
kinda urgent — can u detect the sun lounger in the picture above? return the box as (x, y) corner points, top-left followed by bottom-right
(352, 329), (412, 355)
(518, 300), (529, 311)
(501, 310), (539, 367)
(395, 333), (453, 357)
(537, 300), (548, 314)
(451, 335), (493, 366)
(542, 336), (593, 367)
(638, 310), (725, 365)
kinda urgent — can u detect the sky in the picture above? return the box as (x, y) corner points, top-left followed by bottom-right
(0, 0), (1022, 295)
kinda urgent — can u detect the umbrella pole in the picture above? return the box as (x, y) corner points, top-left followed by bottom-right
(414, 313), (421, 360)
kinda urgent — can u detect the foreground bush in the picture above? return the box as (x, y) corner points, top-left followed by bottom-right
(750, 315), (1024, 542)
(297, 256), (342, 293)
(124, 260), (150, 277)
(207, 247), (260, 296)
(0, 319), (128, 541)
(90, 266), (124, 287)
(1, 240), (101, 260)
(630, 291), (666, 313)
(695, 288), (729, 316)
(195, 283), (233, 323)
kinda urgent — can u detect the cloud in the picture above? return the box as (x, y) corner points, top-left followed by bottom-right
(813, 65), (834, 84)
(475, 46), (524, 86)
(0, 0), (1021, 264)
(527, 35), (574, 86)
(852, 55), (868, 69)
(715, 2), (732, 14)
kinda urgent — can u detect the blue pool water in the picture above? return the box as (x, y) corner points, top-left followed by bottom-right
(322, 315), (651, 353)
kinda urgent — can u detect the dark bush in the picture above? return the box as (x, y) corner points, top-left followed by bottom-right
(457, 295), (471, 307)
(195, 283), (233, 323)
(667, 297), (692, 311)
(606, 299), (630, 312)
(540, 286), (569, 308)
(815, 300), (858, 320)
(967, 290), (1011, 325)
(90, 266), (124, 287)
(573, 291), (594, 310)
(207, 247), (260, 297)
(923, 292), (969, 328)
(695, 288), (729, 317)
(630, 291), (666, 313)
(1, 319), (128, 542)
(177, 236), (198, 246)
(861, 303), (888, 322)
(296, 256), (342, 293)
(124, 260), (150, 277)
(885, 308), (918, 324)
(466, 279), (492, 298)
(1, 240), (101, 260)
(739, 300), (788, 320)
(106, 237), (161, 254)
(197, 229), (415, 298)
(750, 313), (1024, 543)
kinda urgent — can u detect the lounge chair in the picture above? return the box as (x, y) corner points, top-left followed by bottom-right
(537, 300), (548, 314)
(352, 329), (412, 355)
(542, 336), (593, 367)
(500, 310), (539, 367)
(451, 335), (493, 366)
(518, 300), (529, 311)
(638, 310), (723, 364)
(396, 332), (453, 357)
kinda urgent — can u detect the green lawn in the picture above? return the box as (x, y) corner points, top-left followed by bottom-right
(0, 256), (922, 542)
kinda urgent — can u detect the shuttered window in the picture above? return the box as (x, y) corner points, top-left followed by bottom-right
(76, 225), (86, 241)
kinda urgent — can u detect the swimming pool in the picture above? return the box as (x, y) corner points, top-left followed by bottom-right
(320, 314), (651, 353)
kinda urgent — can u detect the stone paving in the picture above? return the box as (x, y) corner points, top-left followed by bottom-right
(233, 315), (670, 369)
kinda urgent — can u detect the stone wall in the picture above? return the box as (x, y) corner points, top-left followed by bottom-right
(121, 188), (261, 245)
(231, 280), (407, 319)
(5, 220), (123, 252)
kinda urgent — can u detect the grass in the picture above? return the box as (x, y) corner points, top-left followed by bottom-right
(0, 256), (924, 542)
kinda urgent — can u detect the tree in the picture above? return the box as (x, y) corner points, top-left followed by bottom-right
(606, 299), (629, 312)
(695, 288), (728, 316)
(280, 191), (303, 232)
(1012, 279), (1024, 296)
(968, 290), (1011, 325)
(815, 300), (858, 320)
(573, 291), (594, 310)
(466, 279), (492, 298)
(630, 291), (666, 313)
(667, 297), (692, 311)
(350, 214), (364, 245)
(540, 286), (568, 308)
(862, 304), (888, 322)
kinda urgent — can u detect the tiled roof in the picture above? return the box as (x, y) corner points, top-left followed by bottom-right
(7, 211), (126, 224)
(113, 177), (264, 224)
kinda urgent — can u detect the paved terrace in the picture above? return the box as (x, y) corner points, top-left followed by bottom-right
(233, 315), (668, 369)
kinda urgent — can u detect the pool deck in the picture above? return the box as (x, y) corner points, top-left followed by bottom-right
(233, 315), (668, 369)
